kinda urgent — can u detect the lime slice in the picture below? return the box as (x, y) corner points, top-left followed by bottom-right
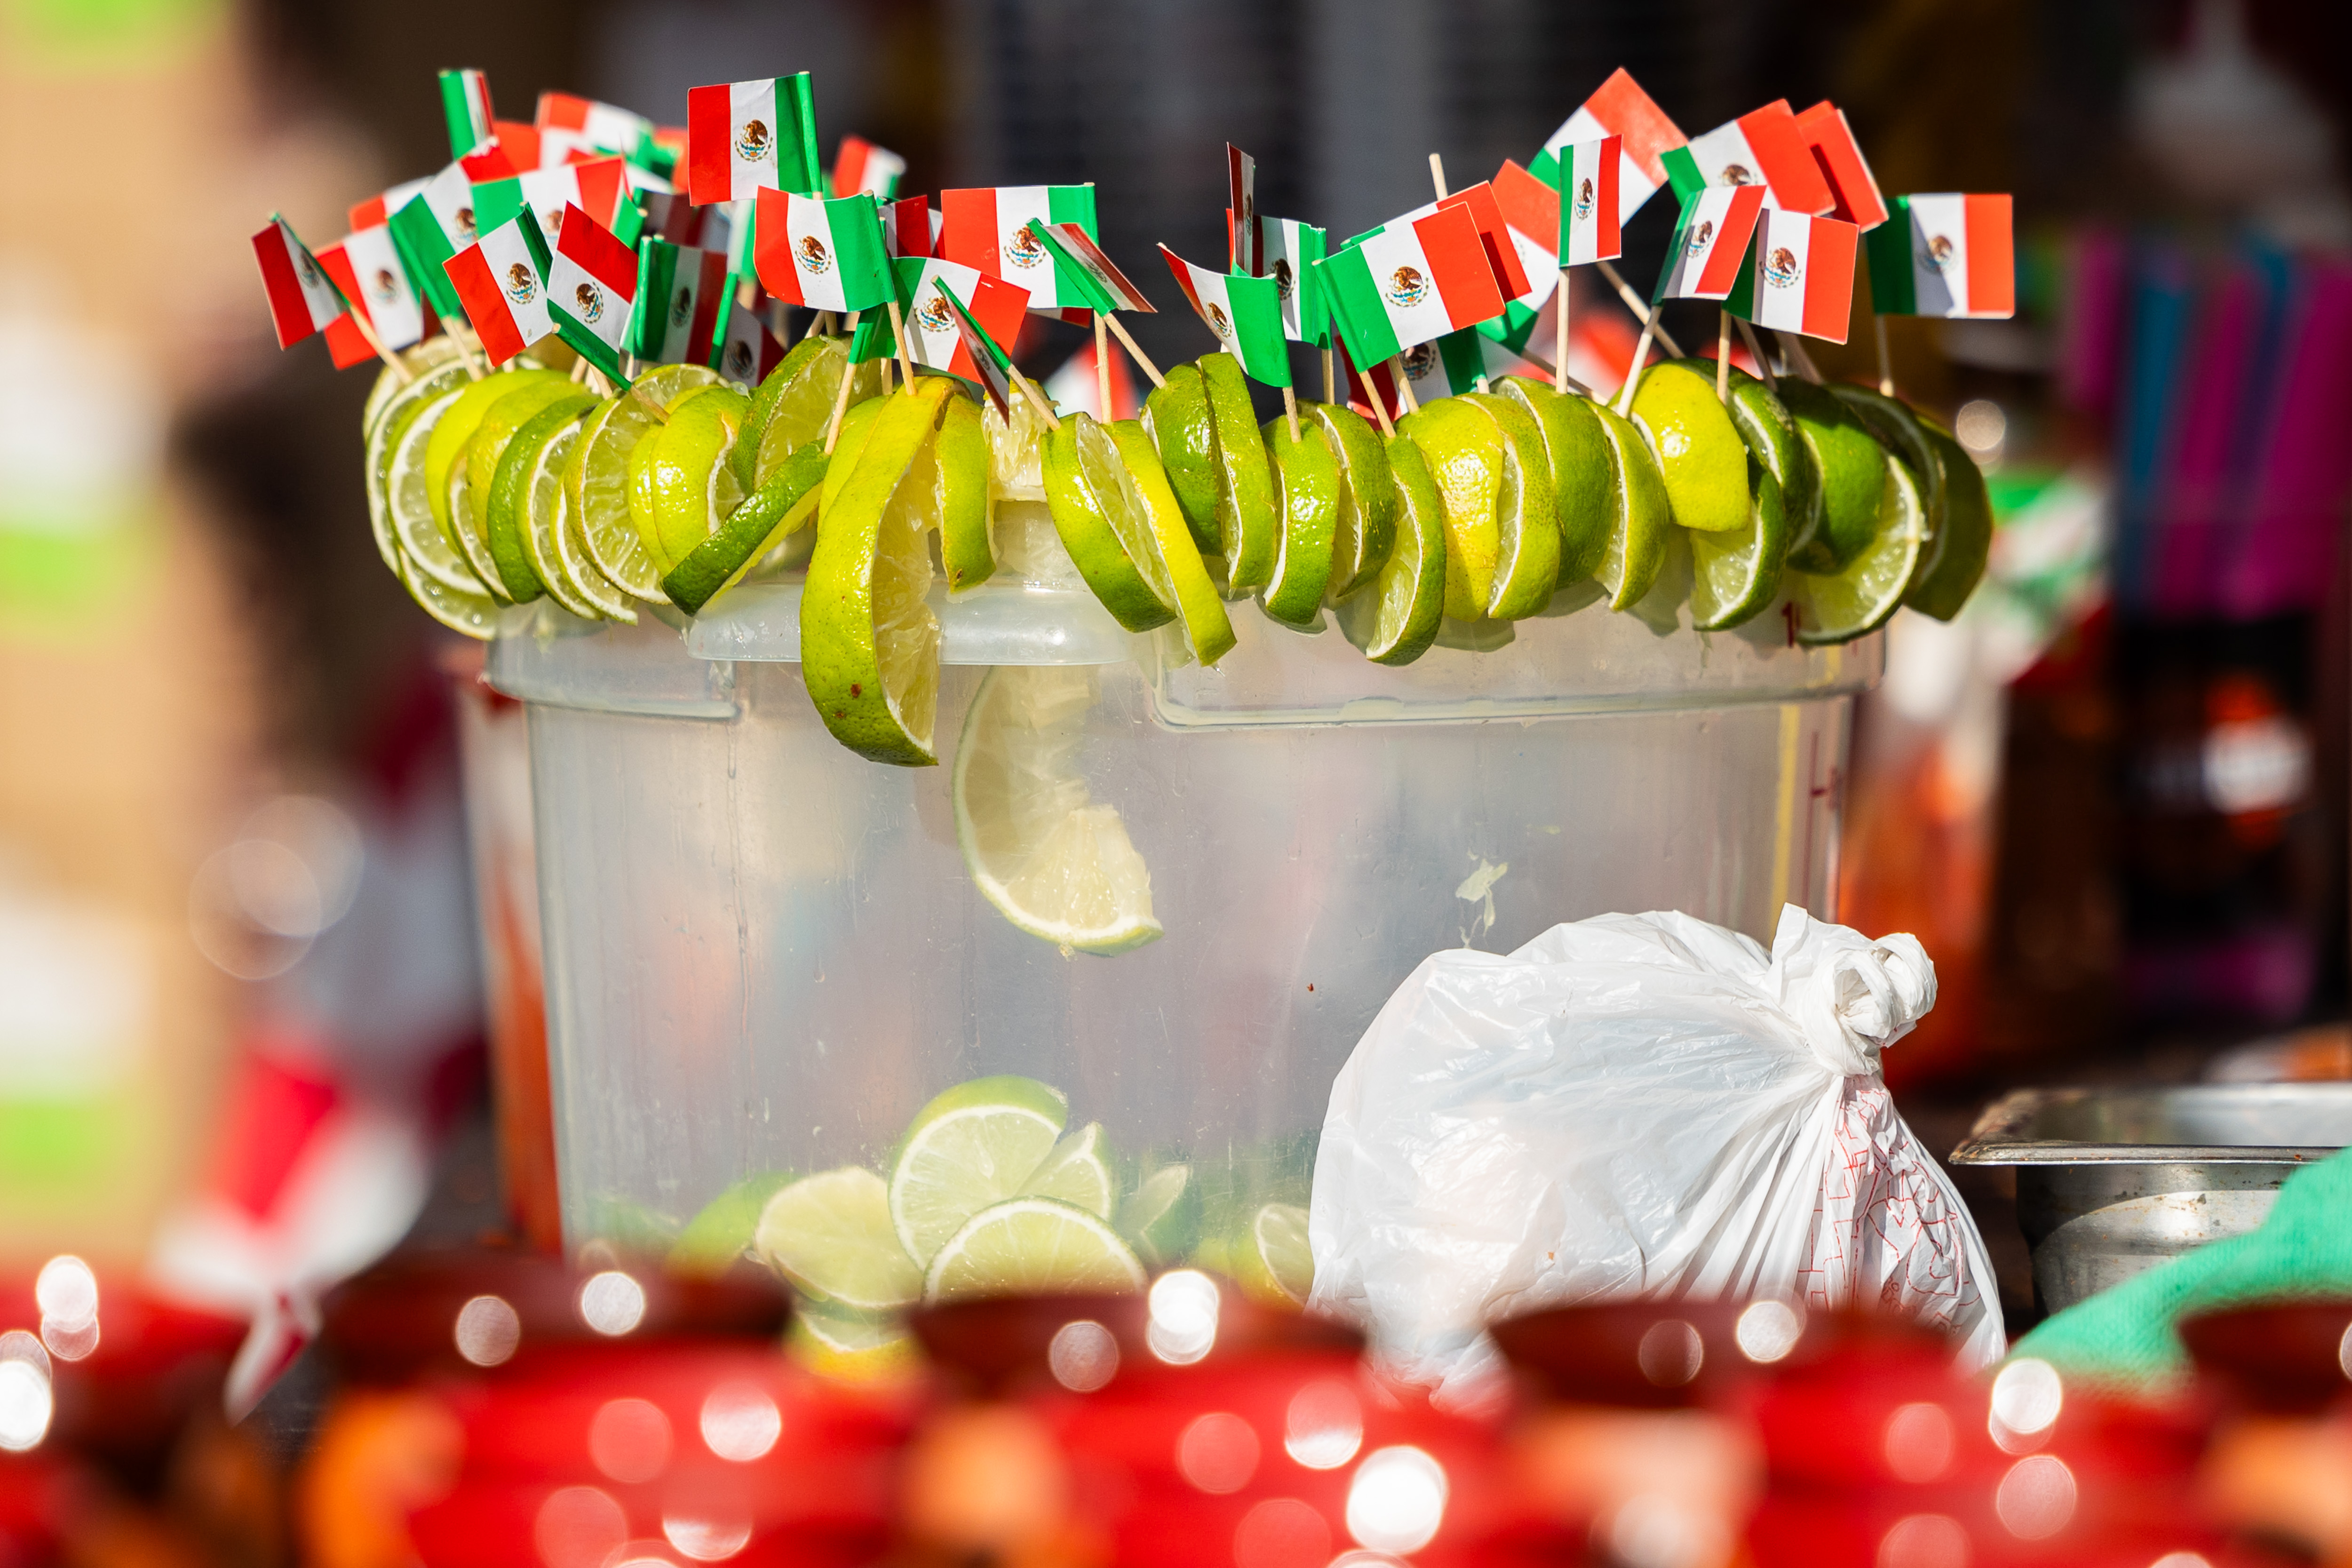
(1685, 367), (1796, 631)
(517, 414), (603, 618)
(661, 443), (828, 615)
(922, 1197), (1149, 1304)
(887, 1075), (1069, 1267)
(633, 388), (749, 572)
(1308, 401), (1397, 601)
(555, 427), (640, 624)
(1629, 360), (1752, 534)
(1462, 391), (1562, 619)
(1199, 351), (1278, 588)
(469, 378), (590, 559)
(1337, 432), (1447, 665)
(1790, 451), (1923, 645)
(802, 380), (954, 765)
(1590, 402), (1672, 611)
(982, 395), (1050, 501)
(790, 1305), (922, 1383)
(1117, 1163), (1199, 1271)
(1396, 398), (1502, 620)
(1828, 384), (1946, 575)
(740, 335), (839, 489)
(365, 358), (473, 577)
(754, 1166), (924, 1312)
(1230, 1202), (1313, 1307)
(1497, 377), (1614, 588)
(1109, 420), (1234, 665)
(819, 395), (892, 517)
(423, 370), (564, 547)
(668, 1170), (795, 1278)
(1259, 415), (1340, 626)
(1905, 423), (1992, 621)
(1779, 379), (1888, 573)
(444, 448), (510, 599)
(387, 528), (500, 640)
(487, 394), (597, 601)
(1042, 411), (1179, 632)
(953, 665), (1163, 955)
(1020, 1122), (1118, 1220)
(572, 365), (720, 600)
(361, 335), (463, 445)
(388, 388), (494, 596)
(1143, 361), (1222, 553)
(1723, 370), (1816, 560)
(936, 393), (995, 593)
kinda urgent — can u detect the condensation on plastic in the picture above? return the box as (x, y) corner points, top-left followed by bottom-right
(485, 597), (1880, 1257)
(1308, 907), (2006, 1409)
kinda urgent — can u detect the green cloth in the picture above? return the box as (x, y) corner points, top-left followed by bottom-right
(2010, 1146), (2352, 1392)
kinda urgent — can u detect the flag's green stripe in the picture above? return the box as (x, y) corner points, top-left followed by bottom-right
(631, 244), (679, 357)
(552, 303), (625, 382)
(610, 198), (644, 252)
(1724, 229), (1761, 321)
(1029, 222), (1118, 314)
(1437, 328), (1483, 393)
(848, 311), (895, 364)
(1293, 225), (1330, 344)
(516, 203), (555, 277)
(473, 178), (524, 242)
(389, 198), (463, 318)
(1528, 147), (1562, 189)
(779, 74), (824, 196)
(1047, 184), (1097, 237)
(1661, 145), (1704, 204)
(439, 72), (480, 159)
(1314, 251), (1402, 366)
(1864, 201), (1916, 314)
(1477, 298), (1540, 353)
(1226, 273), (1289, 386)
(828, 196), (897, 312)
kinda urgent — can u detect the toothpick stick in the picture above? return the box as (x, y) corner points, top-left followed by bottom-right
(1716, 311), (1732, 404)
(1385, 354), (1420, 414)
(630, 381), (671, 424)
(1554, 267), (1571, 392)
(444, 321), (487, 379)
(1012, 365), (1061, 431)
(1321, 345), (1335, 403)
(1734, 318), (1778, 392)
(801, 310), (832, 344)
(345, 308), (414, 383)
(1281, 382), (1301, 442)
(1094, 312), (1113, 418)
(887, 296), (918, 394)
(586, 365), (616, 398)
(1103, 314), (1163, 388)
(1596, 258), (1684, 358)
(1429, 152), (1448, 199)
(822, 311), (862, 452)
(1874, 313), (1895, 396)
(1614, 317), (1656, 417)
(1777, 329), (1826, 384)
(880, 353), (894, 395)
(570, 355), (592, 383)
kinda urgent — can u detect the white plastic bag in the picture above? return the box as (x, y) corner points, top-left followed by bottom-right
(1307, 905), (2003, 1407)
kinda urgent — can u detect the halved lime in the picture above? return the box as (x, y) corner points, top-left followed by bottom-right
(754, 1166), (923, 1312)
(487, 394), (597, 601)
(1337, 432), (1446, 665)
(1308, 401), (1397, 601)
(1590, 402), (1672, 611)
(1110, 420), (1234, 665)
(1686, 367), (1796, 631)
(1462, 390), (1561, 619)
(1260, 415), (1340, 626)
(953, 665), (1162, 955)
(1781, 378), (1889, 573)
(1905, 422), (1991, 621)
(922, 1197), (1149, 1304)
(1790, 452), (1923, 645)
(1629, 360), (1750, 533)
(516, 411), (603, 616)
(1042, 411), (1179, 632)
(1829, 384), (1945, 575)
(1397, 398), (1502, 620)
(1498, 377), (1613, 588)
(741, 334), (837, 489)
(387, 529), (500, 640)
(888, 1075), (1068, 1266)
(556, 425), (640, 623)
(1143, 361), (1221, 553)
(1199, 352), (1278, 588)
(1020, 1122), (1118, 1220)
(365, 358), (472, 577)
(571, 364), (721, 600)
(423, 368), (565, 559)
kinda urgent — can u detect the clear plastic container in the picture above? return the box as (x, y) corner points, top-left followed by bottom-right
(487, 582), (1879, 1261)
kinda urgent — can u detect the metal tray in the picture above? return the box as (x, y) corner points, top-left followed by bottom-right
(1950, 1084), (2352, 1315)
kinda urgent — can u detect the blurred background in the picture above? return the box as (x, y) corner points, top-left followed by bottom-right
(6, 0), (2352, 1449)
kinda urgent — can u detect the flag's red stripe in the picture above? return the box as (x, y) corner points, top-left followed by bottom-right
(1051, 223), (1151, 310)
(889, 196), (931, 258)
(1156, 245), (1209, 321)
(537, 92), (589, 131)
(1413, 204), (1508, 330)
(834, 136), (871, 200)
(494, 121), (542, 170)
(315, 244), (366, 325)
(1964, 195), (2014, 316)
(574, 157), (629, 227)
(1584, 68), (1685, 183)
(1596, 135), (1622, 257)
(938, 190), (1003, 279)
(558, 205), (638, 296)
(948, 271), (1029, 380)
(1796, 102), (1886, 230)
(1802, 217), (1859, 342)
(1695, 188), (1768, 297)
(324, 314), (377, 368)
(751, 188), (808, 307)
(1491, 161), (1558, 259)
(253, 228), (322, 349)
(447, 247), (527, 363)
(461, 145), (517, 182)
(1439, 183), (1529, 298)
(349, 196), (388, 230)
(686, 85), (731, 206)
(1739, 101), (1834, 217)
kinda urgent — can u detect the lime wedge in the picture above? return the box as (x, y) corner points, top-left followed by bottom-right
(1020, 1122), (1118, 1220)
(423, 368), (565, 560)
(1337, 431), (1447, 665)
(819, 395), (892, 517)
(1780, 378), (1889, 573)
(953, 665), (1163, 956)
(888, 1075), (1069, 1267)
(1790, 451), (1923, 644)
(1109, 420), (1234, 665)
(444, 446), (509, 598)
(1497, 377), (1613, 589)
(1905, 423), (1992, 621)
(1230, 1202), (1313, 1307)
(487, 394), (596, 601)
(801, 380), (953, 765)
(1590, 402), (1671, 611)
(1396, 398), (1502, 620)
(518, 414), (603, 618)
(922, 1197), (1149, 1304)
(754, 1167), (923, 1312)
(1143, 361), (1221, 553)
(1199, 352), (1278, 588)
(1629, 360), (1751, 534)
(1686, 366), (1795, 631)
(741, 335), (840, 489)
(635, 388), (748, 572)
(1117, 1163), (1199, 1271)
(662, 442), (828, 615)
(556, 424), (639, 623)
(1042, 411), (1179, 632)
(469, 379), (590, 561)
(572, 365), (721, 600)
(1829, 384), (1946, 575)
(790, 1305), (921, 1383)
(388, 388), (494, 597)
(1462, 390), (1561, 619)
(362, 334), (465, 445)
(387, 529), (500, 640)
(365, 358), (472, 578)
(668, 1170), (795, 1278)
(1308, 401), (1397, 601)
(937, 392), (995, 592)
(1259, 415), (1340, 626)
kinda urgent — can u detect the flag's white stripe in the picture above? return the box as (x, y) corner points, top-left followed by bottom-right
(1508, 229), (1560, 302)
(383, 175), (432, 218)
(783, 196), (849, 310)
(992, 186), (1059, 307)
(583, 102), (651, 152)
(1554, 105), (1659, 225)
(650, 255), (707, 362)
(548, 252), (628, 350)
(1685, 120), (1763, 196)
(1748, 210), (1814, 334)
(1563, 140), (1605, 265)
(1904, 194), (1968, 318)
(1187, 265), (1238, 353)
(421, 163), (474, 245)
(345, 226), (423, 347)
(850, 145), (905, 198)
(477, 223), (551, 341)
(284, 225), (343, 330)
(1351, 224), (1454, 351)
(729, 80), (780, 197)
(1264, 219), (1311, 338)
(518, 167), (583, 239)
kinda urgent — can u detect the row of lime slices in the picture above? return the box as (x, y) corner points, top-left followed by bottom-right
(662, 1073), (1314, 1378)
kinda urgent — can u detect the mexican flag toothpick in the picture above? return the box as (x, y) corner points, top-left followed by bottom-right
(1159, 246), (1288, 387)
(1865, 194), (2014, 319)
(633, 241), (731, 365)
(832, 136), (906, 201)
(1674, 99), (1836, 215)
(546, 203), (638, 381)
(1726, 207), (1859, 343)
(1535, 68), (1685, 226)
(1619, 184), (1765, 414)
(687, 75), (823, 204)
(865, 256), (1029, 384)
(440, 68), (494, 159)
(751, 189), (896, 313)
(885, 194), (938, 258)
(1227, 143), (1259, 274)
(253, 214), (346, 349)
(1794, 102), (1887, 230)
(937, 185), (1099, 313)
(1312, 201), (1507, 371)
(317, 224), (427, 370)
(387, 162), (477, 319)
(1029, 219), (1163, 409)
(442, 206), (555, 366)
(536, 92), (658, 163)
(715, 299), (785, 383)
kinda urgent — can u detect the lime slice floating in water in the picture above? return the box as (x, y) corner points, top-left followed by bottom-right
(1117, 1162), (1199, 1270)
(669, 1170), (796, 1278)
(1020, 1121), (1119, 1219)
(755, 1166), (923, 1312)
(922, 1196), (1148, 1304)
(887, 1074), (1069, 1267)
(1230, 1202), (1314, 1307)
